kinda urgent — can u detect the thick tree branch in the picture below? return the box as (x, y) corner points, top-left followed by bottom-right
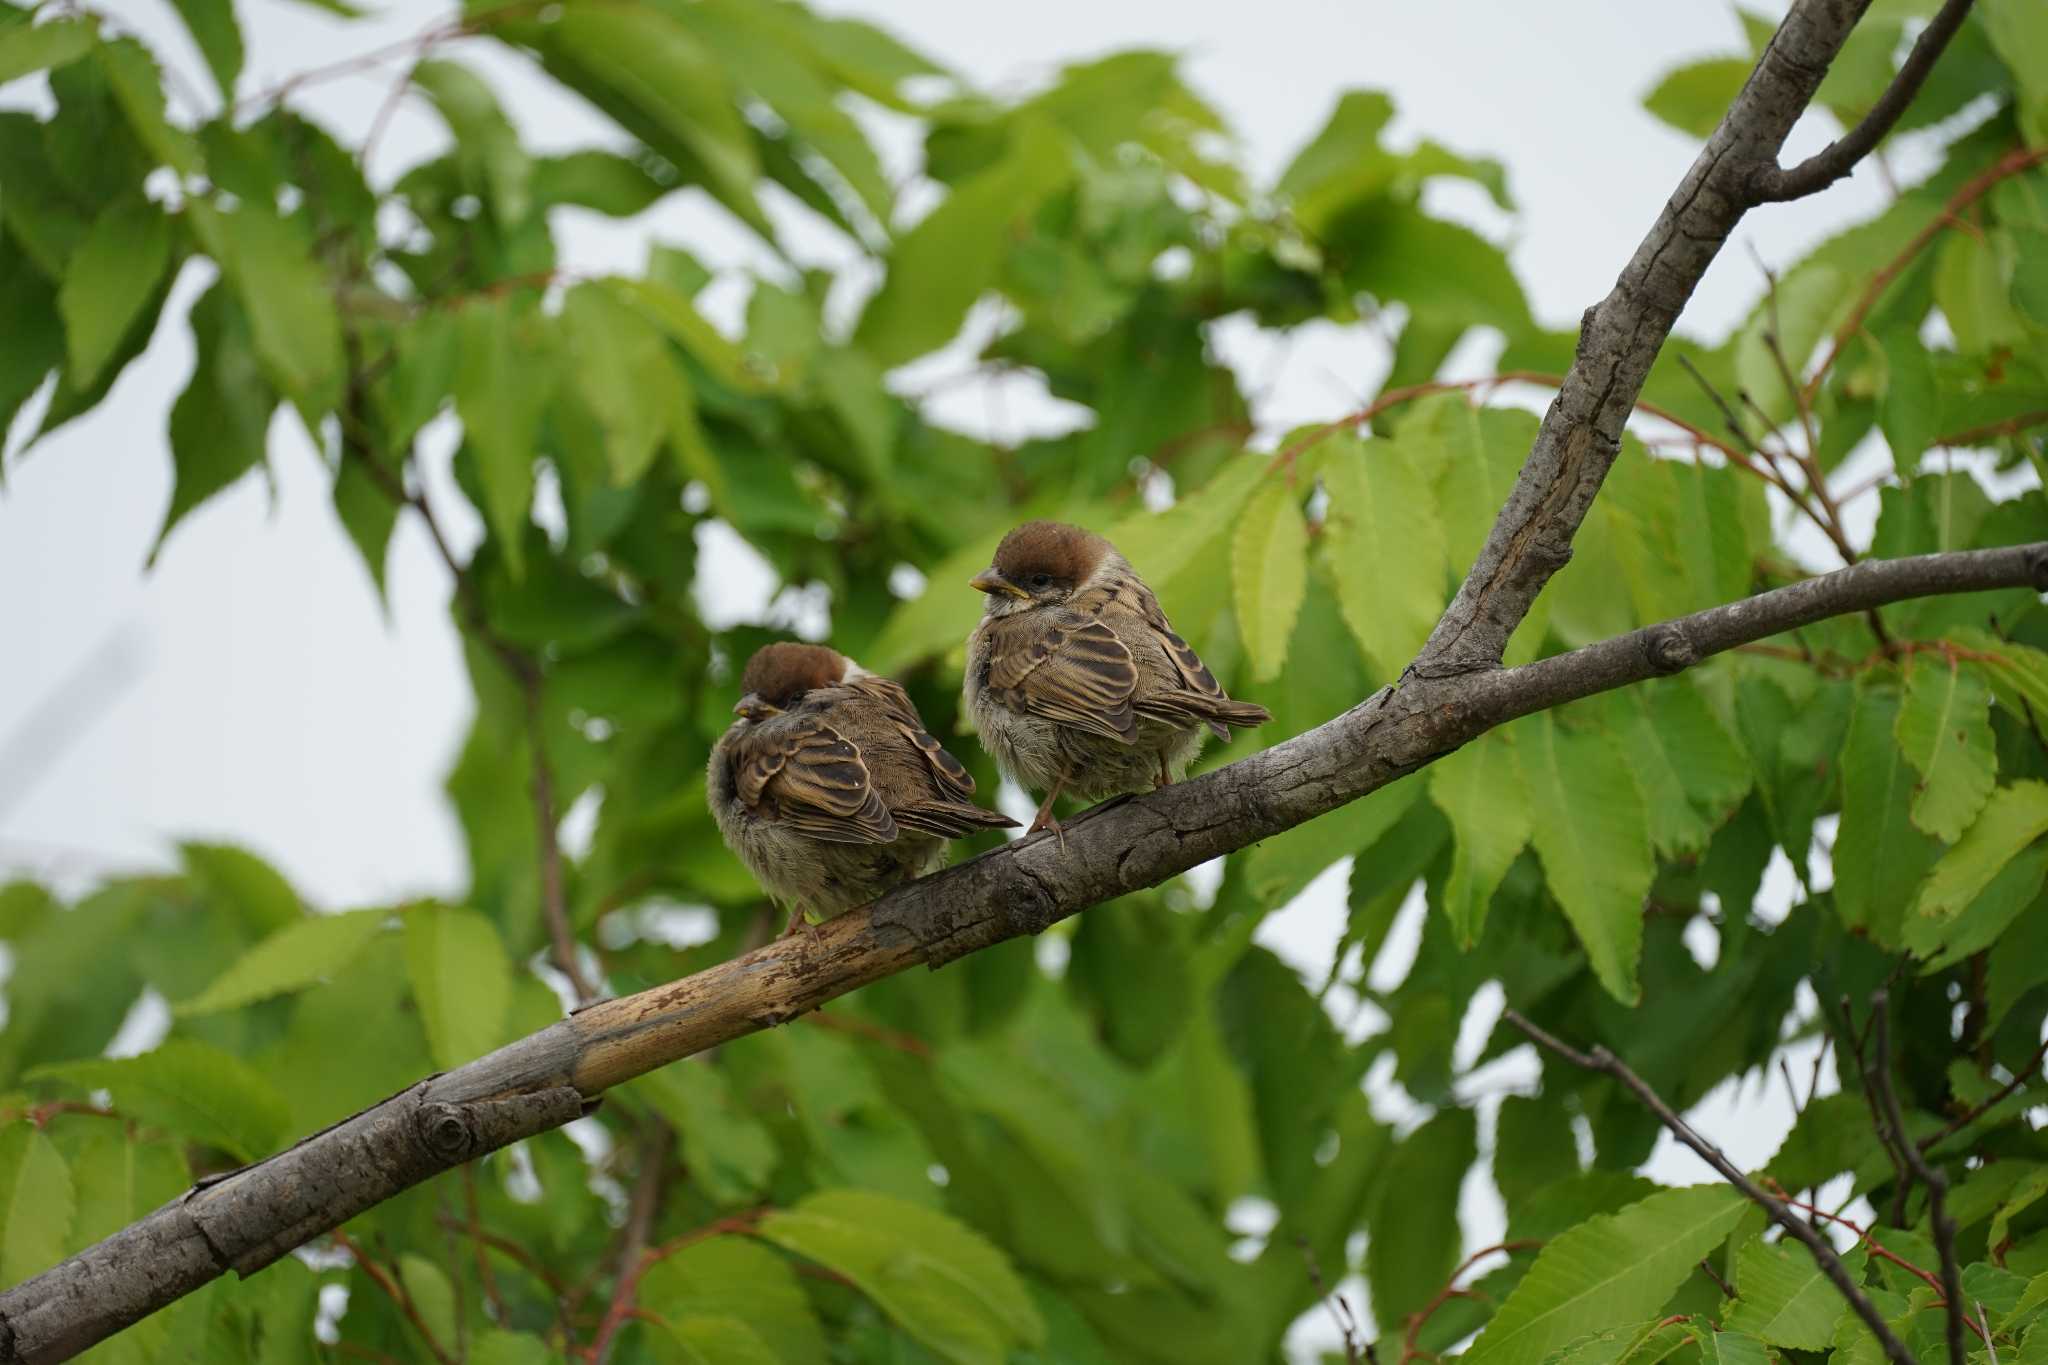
(1503, 1010), (1916, 1365)
(0, 3), (1999, 1358)
(1749, 0), (1976, 203)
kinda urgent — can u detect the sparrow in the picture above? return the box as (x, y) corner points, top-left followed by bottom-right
(708, 642), (1017, 935)
(965, 520), (1271, 837)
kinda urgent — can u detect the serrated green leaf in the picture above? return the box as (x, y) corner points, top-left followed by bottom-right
(1463, 1186), (1748, 1365)
(176, 907), (389, 1016)
(167, 0), (241, 100)
(58, 195), (172, 391)
(1836, 683), (1944, 946)
(1231, 480), (1308, 682)
(67, 1131), (185, 1249)
(1322, 433), (1448, 676)
(0, 1123), (74, 1288)
(856, 118), (1074, 366)
(1606, 682), (1751, 858)
(403, 905), (512, 1070)
(1895, 658), (1998, 843)
(1514, 711), (1654, 1004)
(664, 1316), (781, 1365)
(414, 59), (530, 225)
(454, 295), (555, 578)
(32, 1039), (288, 1161)
(186, 198), (341, 412)
(1106, 452), (1271, 594)
(1695, 1328), (1770, 1365)
(1544, 1320), (1681, 1365)
(757, 1189), (1044, 1365)
(1643, 58), (1750, 138)
(1880, 330), (1938, 476)
(1723, 1238), (1866, 1349)
(154, 284), (275, 560)
(562, 281), (676, 485)
(1366, 1108), (1476, 1328)
(1428, 728), (1531, 946)
(639, 1237), (827, 1365)
(0, 17), (93, 85)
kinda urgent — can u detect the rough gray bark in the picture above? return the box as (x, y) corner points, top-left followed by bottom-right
(0, 0), (1995, 1358)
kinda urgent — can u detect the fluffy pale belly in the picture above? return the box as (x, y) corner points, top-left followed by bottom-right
(967, 687), (1206, 801)
(718, 815), (947, 917)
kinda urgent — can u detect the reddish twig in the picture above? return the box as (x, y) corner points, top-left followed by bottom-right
(1935, 409), (2048, 451)
(582, 1208), (762, 1363)
(1868, 991), (1965, 1365)
(586, 1124), (673, 1365)
(1918, 1032), (2048, 1153)
(800, 1009), (932, 1057)
(331, 1229), (456, 1365)
(1400, 1241), (1541, 1364)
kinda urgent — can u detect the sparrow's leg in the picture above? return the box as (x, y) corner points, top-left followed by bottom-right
(780, 903), (811, 939)
(1155, 754), (1173, 790)
(1027, 774), (1069, 850)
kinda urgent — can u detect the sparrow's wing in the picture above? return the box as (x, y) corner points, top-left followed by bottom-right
(1125, 581), (1264, 740)
(847, 675), (978, 804)
(730, 713), (898, 844)
(982, 610), (1140, 744)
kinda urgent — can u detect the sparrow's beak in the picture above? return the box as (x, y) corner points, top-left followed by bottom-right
(970, 569), (1028, 599)
(734, 693), (778, 721)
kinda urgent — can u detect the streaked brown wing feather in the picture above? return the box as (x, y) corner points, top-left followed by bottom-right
(1125, 581), (1235, 739)
(984, 611), (1139, 743)
(731, 714), (898, 844)
(847, 675), (980, 803)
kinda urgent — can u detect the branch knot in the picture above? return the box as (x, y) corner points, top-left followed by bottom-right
(1643, 625), (1698, 674)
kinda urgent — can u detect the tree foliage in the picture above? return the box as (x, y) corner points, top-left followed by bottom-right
(2, 1), (2048, 1361)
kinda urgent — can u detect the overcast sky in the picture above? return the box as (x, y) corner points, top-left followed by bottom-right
(1, 0), (1907, 1349)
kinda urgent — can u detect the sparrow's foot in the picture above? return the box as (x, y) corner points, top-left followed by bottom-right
(780, 904), (812, 939)
(1154, 757), (1174, 790)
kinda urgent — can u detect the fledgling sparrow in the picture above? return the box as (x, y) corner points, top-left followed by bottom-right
(709, 642), (1017, 935)
(965, 520), (1271, 837)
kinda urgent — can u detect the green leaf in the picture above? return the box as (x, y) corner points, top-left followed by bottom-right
(1244, 777), (1422, 910)
(856, 119), (1074, 366)
(1734, 265), (1842, 426)
(757, 1189), (1045, 1364)
(58, 195), (173, 392)
(0, 242), (62, 439)
(403, 905), (513, 1070)
(334, 449), (398, 597)
(1993, 1167), (2048, 1258)
(1879, 330), (1938, 476)
(186, 198), (342, 412)
(1514, 711), (1654, 1004)
(398, 1253), (458, 1357)
(1428, 728), (1531, 946)
(167, 0), (242, 100)
(32, 1038), (288, 1161)
(530, 149), (665, 217)
(182, 841), (303, 933)
(155, 284), (276, 559)
(413, 60), (531, 225)
(1836, 684), (1942, 947)
(1463, 1186), (1748, 1365)
(1322, 433), (1448, 676)
(1366, 1108), (1477, 1328)
(95, 38), (199, 175)
(176, 907), (390, 1016)
(664, 1317), (781, 1365)
(471, 1331), (558, 1365)
(1605, 682), (1751, 858)
(639, 1237), (827, 1365)
(562, 281), (676, 485)
(1914, 780), (2048, 921)
(1643, 58), (1750, 138)
(630, 1061), (776, 1206)
(454, 295), (556, 578)
(1983, 0), (2048, 144)
(0, 1123), (74, 1288)
(1231, 479), (1308, 682)
(1894, 657), (1998, 843)
(2013, 226), (2048, 328)
(1106, 451), (1272, 596)
(67, 1131), (185, 1248)
(0, 17), (93, 86)
(1723, 1238), (1866, 1350)
(1936, 230), (2028, 357)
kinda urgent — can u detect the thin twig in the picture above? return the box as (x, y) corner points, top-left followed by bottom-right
(1917, 1032), (2048, 1153)
(1935, 409), (2048, 451)
(1504, 1009), (1916, 1365)
(1868, 991), (1965, 1365)
(1297, 1234), (1367, 1365)
(587, 1123), (673, 1364)
(1679, 355), (1856, 559)
(800, 1009), (931, 1057)
(1773, 1192), (1992, 1349)
(459, 1166), (508, 1327)
(1401, 1241), (1541, 1365)
(1698, 1257), (1737, 1300)
(1749, 0), (1978, 202)
(331, 1229), (456, 1365)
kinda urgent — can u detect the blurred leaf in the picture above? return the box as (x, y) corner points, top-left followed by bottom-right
(1879, 330), (1938, 476)
(58, 194), (172, 392)
(176, 907), (389, 1016)
(0, 16), (94, 85)
(757, 1189), (1045, 1364)
(33, 1039), (289, 1162)
(1515, 711), (1654, 1004)
(663, 1317), (782, 1365)
(187, 198), (342, 412)
(1836, 684), (1942, 947)
(181, 842), (303, 934)
(404, 905), (513, 1070)
(154, 284), (275, 559)
(1914, 780), (2048, 921)
(563, 281), (676, 484)
(1643, 58), (1749, 138)
(1606, 682), (1751, 859)
(414, 60), (531, 225)
(1323, 433), (1448, 676)
(397, 1253), (458, 1357)
(1231, 480), (1308, 682)
(1464, 1186), (1747, 1365)
(631, 1061), (776, 1205)
(471, 1331), (557, 1365)
(1244, 778), (1421, 911)
(857, 119), (1074, 366)
(95, 38), (199, 175)
(0, 242), (62, 438)
(1895, 657), (1997, 843)
(639, 1236), (827, 1365)
(168, 0), (241, 99)
(530, 149), (666, 217)
(455, 294), (556, 578)
(67, 1130), (185, 1247)
(1366, 1108), (1476, 1328)
(0, 1124), (74, 1288)
(1429, 728), (1531, 946)
(1723, 1239), (1865, 1349)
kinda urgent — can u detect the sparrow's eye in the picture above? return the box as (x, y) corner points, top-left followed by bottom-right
(1030, 573), (1053, 589)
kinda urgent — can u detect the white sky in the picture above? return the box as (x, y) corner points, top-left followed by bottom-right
(0, 0), (1917, 1352)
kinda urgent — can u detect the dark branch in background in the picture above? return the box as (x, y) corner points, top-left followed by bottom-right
(1297, 1235), (1369, 1365)
(336, 342), (597, 1006)
(1503, 1010), (1916, 1365)
(1918, 1032), (2048, 1153)
(1867, 993), (1965, 1365)
(1750, 0), (1977, 202)
(0, 3), (1998, 1359)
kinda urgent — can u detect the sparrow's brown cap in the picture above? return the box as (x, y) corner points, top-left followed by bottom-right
(977, 520), (1107, 593)
(737, 642), (846, 712)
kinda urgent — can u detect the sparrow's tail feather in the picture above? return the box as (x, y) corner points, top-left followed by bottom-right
(1138, 690), (1272, 739)
(893, 801), (1021, 838)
